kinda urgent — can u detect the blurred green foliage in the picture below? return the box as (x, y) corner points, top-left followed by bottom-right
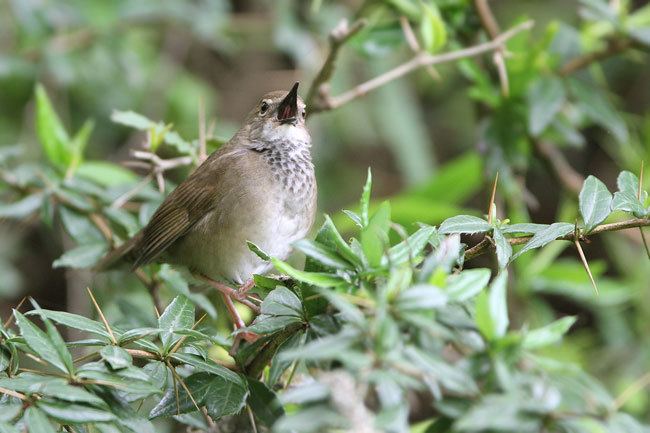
(1, 0), (650, 431)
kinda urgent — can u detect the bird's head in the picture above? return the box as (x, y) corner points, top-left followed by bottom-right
(244, 82), (310, 146)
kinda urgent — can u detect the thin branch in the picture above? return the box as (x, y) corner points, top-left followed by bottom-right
(399, 16), (440, 80)
(0, 386), (27, 401)
(534, 140), (584, 194)
(465, 217), (650, 260)
(169, 313), (207, 354)
(473, 0), (510, 96)
(637, 161), (650, 260)
(88, 213), (114, 246)
(306, 18), (368, 110)
(110, 173), (153, 209)
(559, 37), (635, 76)
(310, 20), (533, 113)
(613, 371), (650, 411)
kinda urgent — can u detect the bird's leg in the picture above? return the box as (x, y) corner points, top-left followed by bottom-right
(198, 275), (260, 345)
(198, 275), (261, 313)
(238, 279), (255, 295)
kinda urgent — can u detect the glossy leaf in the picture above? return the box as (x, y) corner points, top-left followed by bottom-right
(158, 295), (195, 352)
(511, 223), (574, 260)
(579, 175), (612, 231)
(439, 215), (490, 234)
(492, 228), (512, 270)
(446, 268), (491, 302)
(14, 311), (71, 374)
(24, 407), (56, 433)
(475, 272), (509, 341)
(149, 372), (248, 420)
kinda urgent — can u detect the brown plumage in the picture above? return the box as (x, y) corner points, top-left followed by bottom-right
(96, 83), (317, 287)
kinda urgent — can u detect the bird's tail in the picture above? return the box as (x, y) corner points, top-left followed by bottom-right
(93, 232), (142, 272)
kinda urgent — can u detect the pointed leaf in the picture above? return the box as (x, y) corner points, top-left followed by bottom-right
(439, 215), (490, 234)
(512, 222), (574, 260)
(14, 311), (70, 374)
(492, 228), (512, 270)
(475, 272), (509, 340)
(158, 295), (195, 352)
(579, 176), (612, 231)
(445, 268), (491, 302)
(523, 316), (577, 350)
(24, 407), (56, 433)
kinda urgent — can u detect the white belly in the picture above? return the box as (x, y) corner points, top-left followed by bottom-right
(171, 193), (312, 284)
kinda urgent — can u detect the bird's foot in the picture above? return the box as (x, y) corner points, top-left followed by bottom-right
(197, 275), (260, 349)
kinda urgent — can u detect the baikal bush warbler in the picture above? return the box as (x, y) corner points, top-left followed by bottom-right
(96, 83), (316, 339)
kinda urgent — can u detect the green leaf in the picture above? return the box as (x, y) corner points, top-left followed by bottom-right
(111, 110), (153, 130)
(0, 193), (44, 218)
(76, 161), (138, 187)
(293, 239), (353, 270)
(261, 287), (303, 318)
(149, 372), (248, 420)
(246, 378), (285, 427)
(158, 295), (195, 352)
(118, 327), (160, 345)
(360, 201), (391, 267)
(24, 407), (56, 433)
(475, 272), (509, 341)
(271, 258), (344, 288)
(523, 316), (577, 350)
(247, 241), (270, 262)
(396, 284), (447, 311)
(611, 171), (647, 216)
(244, 315), (301, 335)
(612, 191), (647, 216)
(386, 225), (437, 266)
(315, 288), (366, 327)
(527, 76), (566, 136)
(14, 311), (71, 374)
(511, 222), (574, 260)
(500, 223), (548, 234)
(68, 119), (94, 174)
(169, 353), (244, 386)
(445, 268), (491, 302)
(579, 175), (613, 231)
(492, 228), (512, 270)
(569, 79), (628, 144)
(0, 422), (20, 433)
(27, 309), (111, 340)
(318, 215), (360, 267)
(419, 1), (447, 53)
(617, 170), (640, 195)
(52, 243), (107, 269)
(360, 167), (372, 227)
(36, 400), (116, 423)
(101, 346), (133, 370)
(439, 215), (490, 234)
(0, 375), (105, 406)
(35, 84), (71, 169)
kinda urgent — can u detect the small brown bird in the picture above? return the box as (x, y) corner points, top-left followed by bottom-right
(97, 83), (316, 331)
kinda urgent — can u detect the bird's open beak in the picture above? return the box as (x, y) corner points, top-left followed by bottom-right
(277, 82), (299, 124)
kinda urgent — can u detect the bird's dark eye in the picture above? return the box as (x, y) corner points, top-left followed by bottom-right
(301, 109), (306, 118)
(260, 101), (269, 114)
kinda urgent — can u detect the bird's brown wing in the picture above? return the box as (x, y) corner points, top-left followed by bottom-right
(132, 151), (229, 268)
